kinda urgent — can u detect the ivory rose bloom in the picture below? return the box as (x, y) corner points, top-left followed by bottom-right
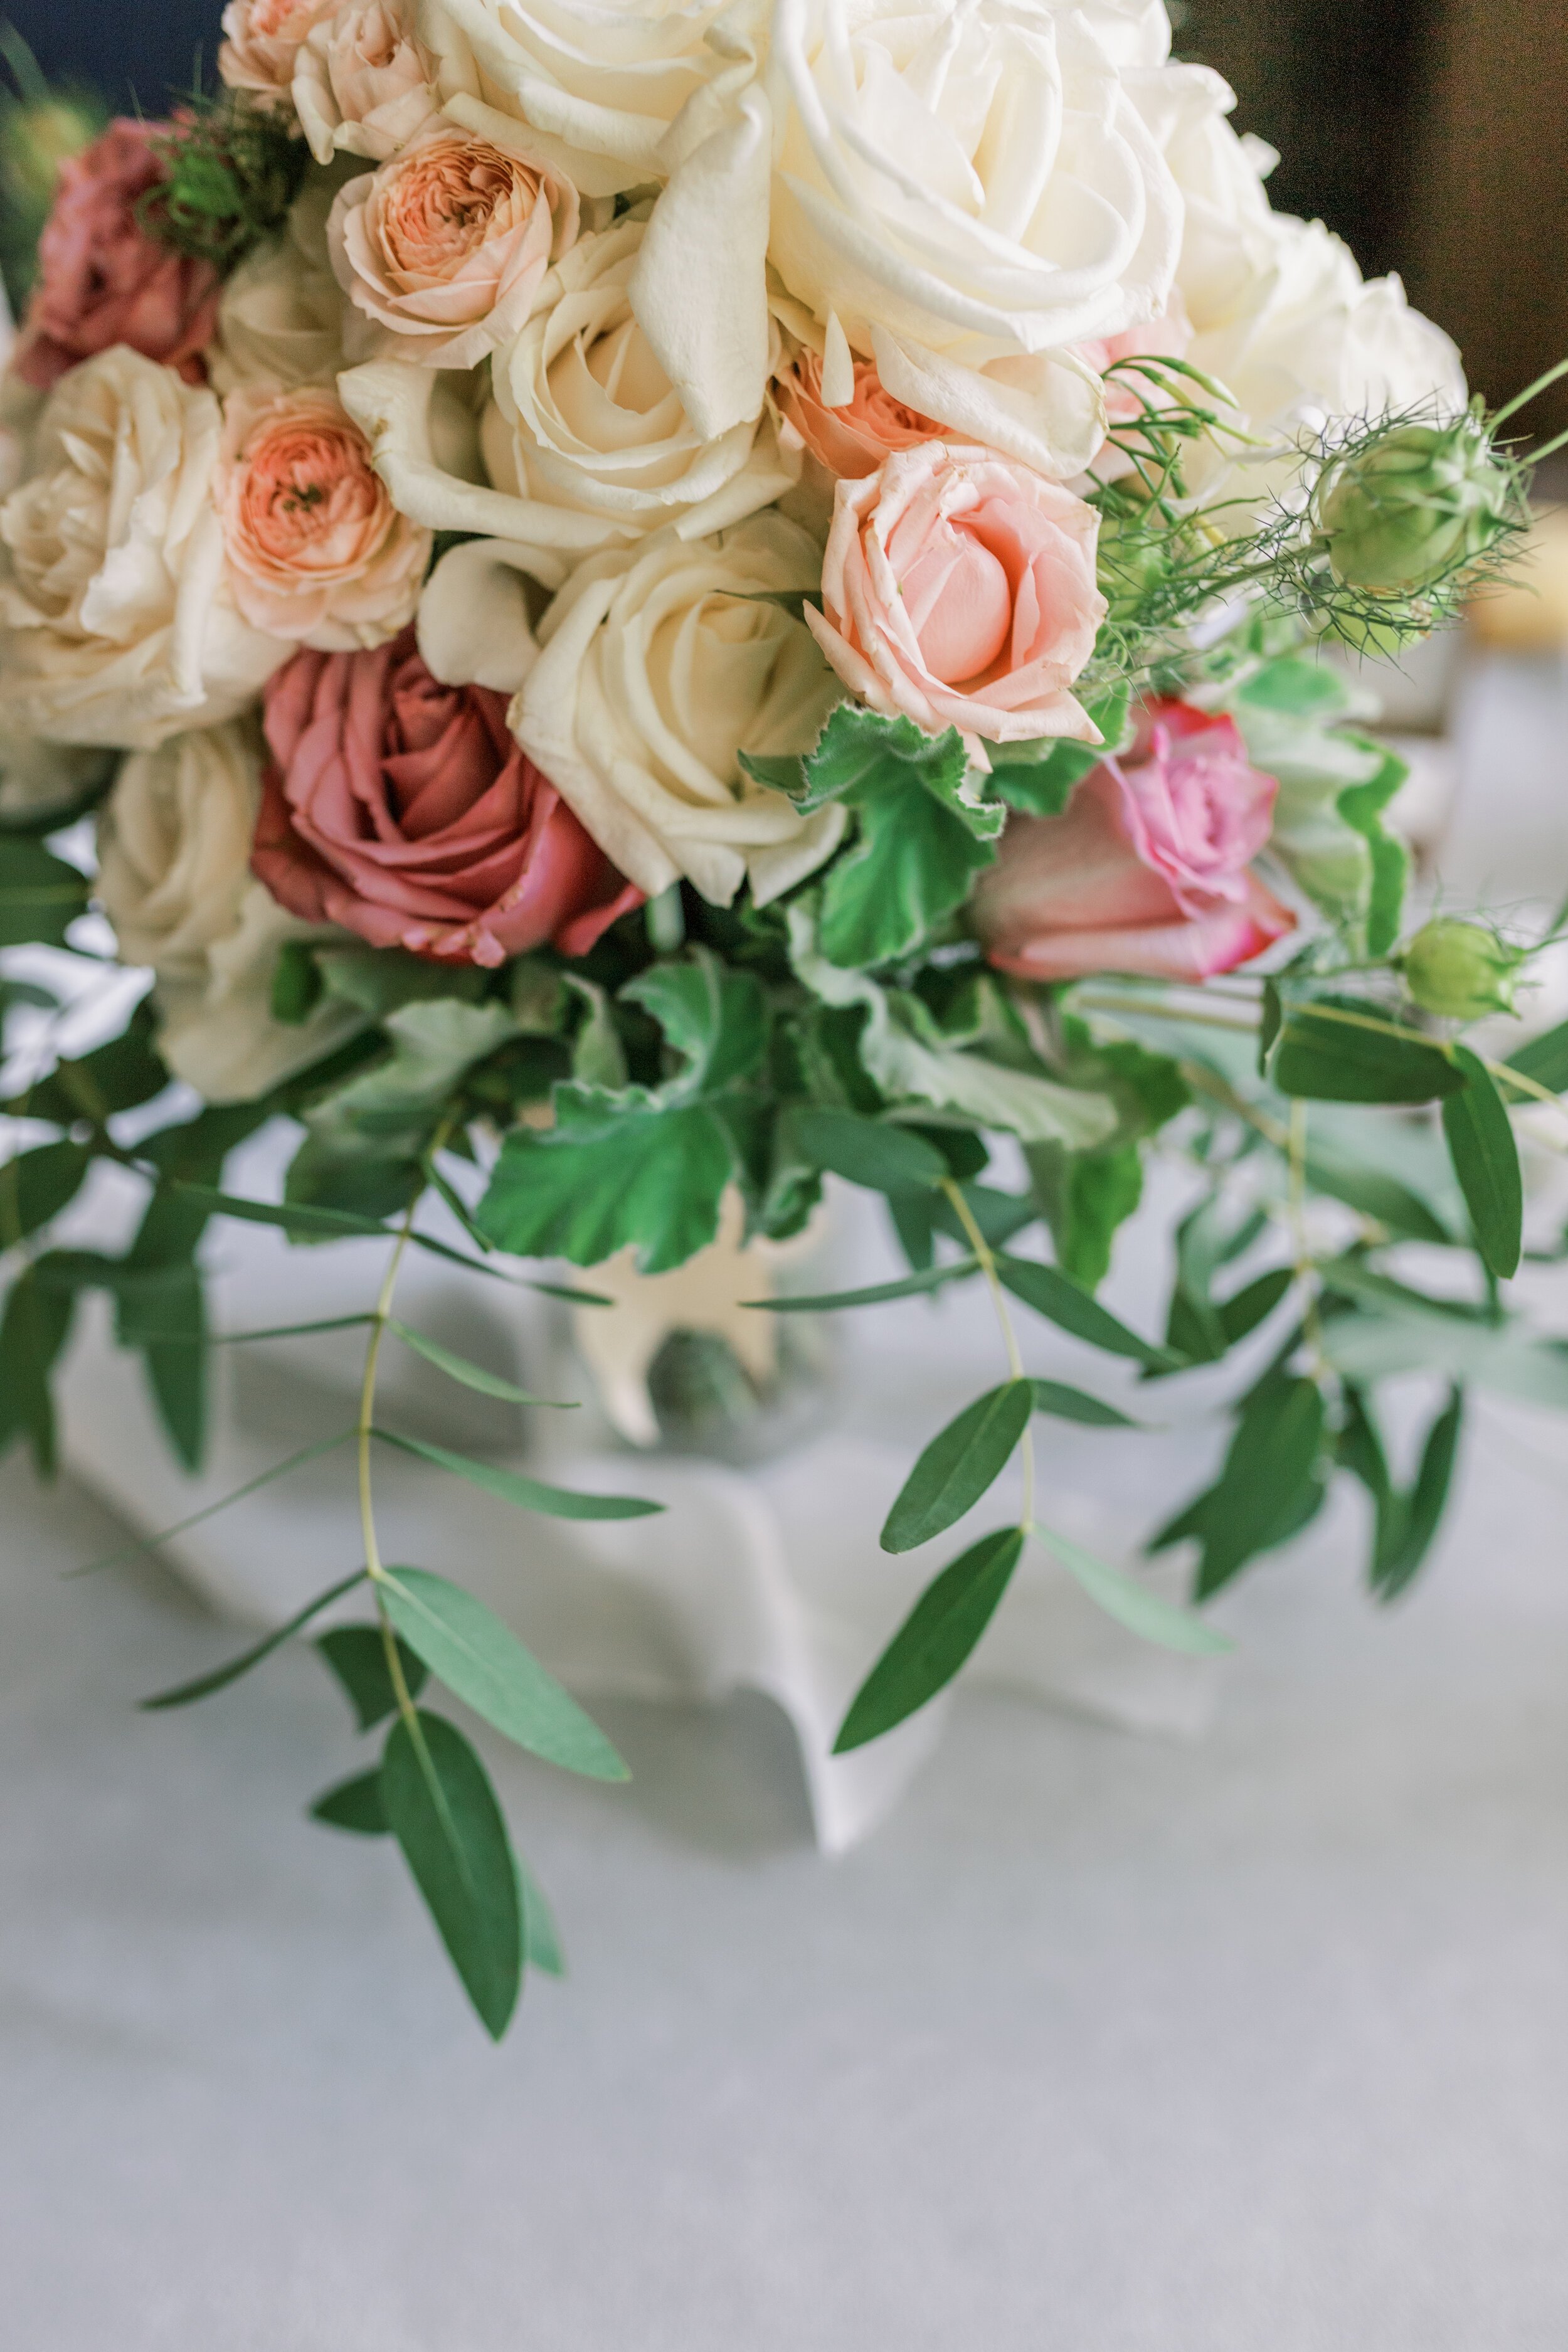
(219, 0), (341, 99)
(97, 719), (361, 1100)
(974, 700), (1296, 983)
(215, 385), (430, 649)
(808, 442), (1106, 757)
(512, 513), (846, 907)
(772, 350), (941, 481)
(208, 183), (351, 396)
(328, 121), (578, 369)
(0, 347), (282, 751)
(13, 119), (221, 392)
(756, 0), (1177, 476)
(252, 630), (640, 963)
(293, 0), (440, 164)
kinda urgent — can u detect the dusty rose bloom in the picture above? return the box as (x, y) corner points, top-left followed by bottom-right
(215, 385), (429, 650)
(772, 350), (942, 480)
(808, 440), (1107, 756)
(13, 119), (220, 391)
(253, 628), (642, 964)
(219, 0), (341, 99)
(974, 699), (1296, 983)
(327, 123), (579, 369)
(292, 0), (439, 166)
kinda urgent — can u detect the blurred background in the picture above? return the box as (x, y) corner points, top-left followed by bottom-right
(6, 0), (1565, 442)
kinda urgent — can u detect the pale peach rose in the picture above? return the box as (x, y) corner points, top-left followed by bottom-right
(772, 351), (942, 482)
(1075, 295), (1195, 428)
(292, 0), (439, 166)
(219, 0), (341, 98)
(327, 122), (578, 370)
(215, 385), (429, 650)
(807, 442), (1108, 759)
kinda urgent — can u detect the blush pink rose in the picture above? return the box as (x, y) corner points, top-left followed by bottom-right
(772, 351), (942, 480)
(807, 441), (1108, 759)
(215, 385), (430, 650)
(974, 699), (1296, 983)
(12, 119), (221, 392)
(327, 123), (579, 369)
(1074, 295), (1194, 428)
(253, 630), (644, 964)
(293, 0), (439, 166)
(220, 0), (341, 98)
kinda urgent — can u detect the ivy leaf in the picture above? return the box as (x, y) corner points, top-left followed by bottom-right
(834, 1527), (1025, 1751)
(1271, 999), (1465, 1104)
(477, 1084), (735, 1273)
(881, 1380), (1034, 1554)
(380, 1710), (523, 2040)
(379, 1565), (628, 1781)
(316, 1624), (428, 1731)
(1442, 1047), (1522, 1279)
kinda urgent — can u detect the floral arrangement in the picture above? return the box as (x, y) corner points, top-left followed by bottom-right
(1, 2), (1564, 2038)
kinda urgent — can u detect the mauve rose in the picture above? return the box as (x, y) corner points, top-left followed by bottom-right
(13, 119), (221, 393)
(807, 440), (1108, 758)
(975, 699), (1296, 983)
(252, 628), (642, 965)
(772, 351), (941, 482)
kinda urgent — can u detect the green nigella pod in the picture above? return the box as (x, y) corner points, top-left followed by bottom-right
(1400, 918), (1525, 1021)
(1313, 415), (1515, 596)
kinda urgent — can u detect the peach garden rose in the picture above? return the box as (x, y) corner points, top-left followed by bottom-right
(807, 441), (1108, 758)
(215, 384), (430, 649)
(292, 0), (438, 165)
(219, 0), (341, 99)
(328, 122), (578, 370)
(771, 351), (942, 482)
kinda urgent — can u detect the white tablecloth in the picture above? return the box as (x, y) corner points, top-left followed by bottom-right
(4, 1389), (1568, 2351)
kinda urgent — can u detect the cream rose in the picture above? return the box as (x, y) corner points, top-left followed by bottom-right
(207, 182), (351, 396)
(0, 347), (282, 751)
(327, 121), (578, 369)
(219, 0), (341, 98)
(294, 0), (440, 164)
(215, 384), (430, 649)
(755, 0), (1179, 477)
(507, 513), (846, 906)
(97, 718), (360, 1101)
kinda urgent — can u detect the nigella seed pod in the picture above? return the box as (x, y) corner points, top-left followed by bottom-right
(1400, 918), (1525, 1022)
(1313, 414), (1516, 597)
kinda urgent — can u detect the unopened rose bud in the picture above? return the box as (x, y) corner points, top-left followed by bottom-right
(1400, 918), (1523, 1021)
(1313, 416), (1515, 597)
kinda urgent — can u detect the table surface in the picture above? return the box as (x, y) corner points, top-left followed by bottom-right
(4, 1385), (1568, 2352)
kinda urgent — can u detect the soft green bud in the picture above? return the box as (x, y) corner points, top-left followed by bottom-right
(1400, 918), (1523, 1021)
(1313, 416), (1515, 596)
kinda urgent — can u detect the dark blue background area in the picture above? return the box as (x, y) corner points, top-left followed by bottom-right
(6, 1), (220, 114)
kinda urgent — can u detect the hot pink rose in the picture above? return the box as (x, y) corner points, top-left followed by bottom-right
(220, 0), (341, 98)
(215, 386), (430, 649)
(253, 629), (642, 965)
(974, 700), (1296, 983)
(773, 351), (942, 480)
(12, 119), (221, 392)
(807, 442), (1108, 758)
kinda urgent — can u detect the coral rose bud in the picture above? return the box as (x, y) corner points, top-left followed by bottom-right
(807, 441), (1108, 759)
(974, 699), (1296, 983)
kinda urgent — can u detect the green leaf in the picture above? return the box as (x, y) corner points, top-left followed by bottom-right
(0, 1264), (75, 1476)
(995, 1253), (1183, 1372)
(11, 1002), (167, 1125)
(819, 787), (997, 969)
(477, 1086), (734, 1274)
(140, 1570), (367, 1709)
(270, 940), (324, 1025)
(1271, 1000), (1465, 1104)
(374, 1427), (662, 1521)
(1442, 1046), (1522, 1279)
(987, 687), (1130, 815)
(1155, 1378), (1327, 1600)
(834, 1527), (1025, 1752)
(70, 1431), (357, 1577)
(1337, 741), (1411, 958)
(1314, 1261), (1568, 1408)
(379, 1565), (628, 1780)
(283, 1135), (420, 1232)
(133, 1262), (207, 1471)
(170, 1183), (393, 1240)
(1038, 1143), (1144, 1292)
(0, 834), (90, 947)
(1217, 1267), (1293, 1347)
(316, 1624), (427, 1731)
(1503, 1020), (1568, 1095)
(1030, 1380), (1139, 1428)
(1374, 1387), (1463, 1602)
(745, 1258), (980, 1312)
(0, 1139), (91, 1242)
(1303, 1143), (1454, 1245)
(881, 1380), (1033, 1554)
(380, 1710), (523, 2040)
(387, 1319), (571, 1408)
(309, 1770), (388, 1835)
(517, 1853), (565, 1977)
(789, 1107), (948, 1195)
(1037, 1525), (1232, 1654)
(620, 953), (768, 1097)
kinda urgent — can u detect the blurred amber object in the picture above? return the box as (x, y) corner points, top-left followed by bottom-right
(1467, 506), (1568, 651)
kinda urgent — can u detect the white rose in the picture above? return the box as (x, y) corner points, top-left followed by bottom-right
(97, 720), (361, 1101)
(755, 0), (1180, 477)
(1128, 61), (1279, 337)
(507, 512), (846, 906)
(420, 0), (775, 439)
(294, 0), (440, 164)
(0, 347), (283, 751)
(207, 182), (353, 396)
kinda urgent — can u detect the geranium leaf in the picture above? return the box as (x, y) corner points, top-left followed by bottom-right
(882, 1380), (1034, 1553)
(620, 951), (768, 1096)
(477, 1086), (735, 1273)
(818, 787), (997, 969)
(380, 1710), (522, 2040)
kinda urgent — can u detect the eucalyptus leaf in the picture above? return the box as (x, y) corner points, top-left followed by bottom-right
(1271, 1001), (1464, 1104)
(316, 1624), (428, 1730)
(834, 1527), (1025, 1752)
(0, 1139), (92, 1244)
(1374, 1387), (1463, 1602)
(374, 1427), (662, 1520)
(790, 1107), (948, 1195)
(1037, 1525), (1232, 1655)
(388, 1319), (571, 1407)
(1442, 1047), (1522, 1279)
(995, 1253), (1183, 1371)
(1030, 1380), (1140, 1428)
(309, 1770), (388, 1835)
(881, 1381), (1033, 1554)
(745, 1258), (980, 1312)
(140, 1570), (367, 1709)
(517, 1853), (565, 1977)
(381, 1710), (523, 2040)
